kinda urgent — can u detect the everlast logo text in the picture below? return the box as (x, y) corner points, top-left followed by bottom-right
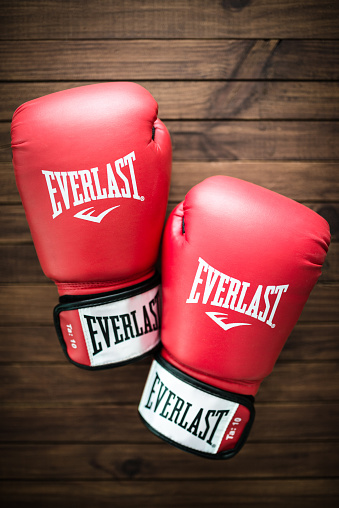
(84, 292), (160, 357)
(187, 257), (289, 329)
(42, 151), (142, 219)
(144, 369), (230, 447)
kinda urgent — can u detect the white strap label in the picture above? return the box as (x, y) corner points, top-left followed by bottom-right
(78, 285), (160, 367)
(139, 359), (239, 455)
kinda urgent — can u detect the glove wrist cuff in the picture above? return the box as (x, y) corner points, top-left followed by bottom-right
(138, 355), (255, 459)
(54, 273), (161, 369)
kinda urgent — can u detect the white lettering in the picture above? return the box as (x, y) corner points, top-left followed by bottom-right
(42, 171), (62, 219)
(186, 257), (207, 304)
(202, 265), (221, 304)
(107, 163), (122, 198)
(54, 172), (70, 210)
(245, 285), (263, 319)
(68, 171), (84, 206)
(211, 273), (228, 307)
(124, 151), (141, 200)
(234, 281), (250, 314)
(224, 277), (241, 309)
(115, 157), (131, 198)
(258, 286), (275, 323)
(266, 285), (289, 328)
(186, 258), (289, 329)
(78, 170), (97, 203)
(91, 167), (107, 200)
(42, 151), (143, 219)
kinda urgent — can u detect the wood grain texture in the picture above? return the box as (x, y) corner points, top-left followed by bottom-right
(167, 121), (339, 160)
(1, 0), (339, 39)
(1, 1), (338, 504)
(1, 40), (339, 81)
(0, 361), (337, 405)
(169, 162), (339, 203)
(2, 81), (339, 120)
(1, 403), (338, 442)
(1, 442), (338, 479)
(0, 480), (338, 508)
(2, 121), (339, 161)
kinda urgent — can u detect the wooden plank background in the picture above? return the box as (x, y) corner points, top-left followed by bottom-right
(0, 1), (338, 506)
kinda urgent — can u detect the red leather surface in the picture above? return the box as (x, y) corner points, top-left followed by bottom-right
(161, 176), (330, 396)
(59, 309), (91, 366)
(11, 82), (172, 295)
(217, 405), (252, 452)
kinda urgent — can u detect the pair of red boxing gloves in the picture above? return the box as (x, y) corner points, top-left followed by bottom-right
(11, 82), (330, 459)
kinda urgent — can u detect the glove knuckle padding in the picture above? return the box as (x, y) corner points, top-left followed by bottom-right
(139, 175), (330, 459)
(11, 82), (172, 368)
(12, 82), (171, 289)
(162, 176), (330, 392)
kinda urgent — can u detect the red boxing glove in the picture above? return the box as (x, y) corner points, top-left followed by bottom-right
(11, 82), (172, 369)
(139, 176), (330, 459)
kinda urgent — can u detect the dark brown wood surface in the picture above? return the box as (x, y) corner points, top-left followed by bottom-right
(0, 1), (338, 506)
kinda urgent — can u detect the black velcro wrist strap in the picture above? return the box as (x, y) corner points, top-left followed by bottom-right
(138, 355), (255, 459)
(54, 273), (161, 369)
